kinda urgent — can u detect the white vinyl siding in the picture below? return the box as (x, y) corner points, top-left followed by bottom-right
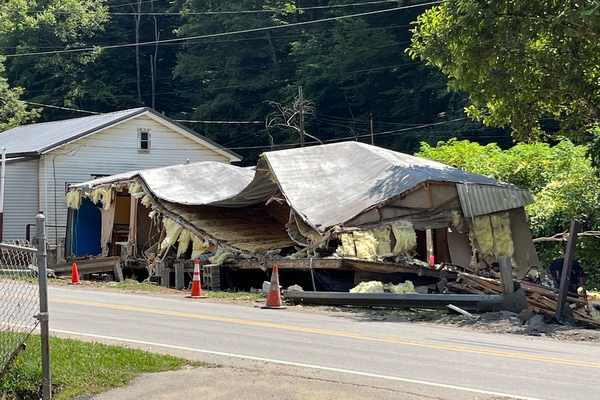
(3, 159), (39, 241)
(41, 115), (231, 245)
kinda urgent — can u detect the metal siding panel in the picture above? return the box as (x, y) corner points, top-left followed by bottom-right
(3, 159), (39, 240)
(457, 184), (534, 218)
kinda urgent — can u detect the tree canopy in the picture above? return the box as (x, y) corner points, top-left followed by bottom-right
(0, 1), (512, 162)
(408, 1), (600, 143)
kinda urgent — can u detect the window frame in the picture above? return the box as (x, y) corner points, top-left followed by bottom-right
(137, 128), (151, 154)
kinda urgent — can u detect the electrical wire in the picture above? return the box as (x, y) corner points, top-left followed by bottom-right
(3, 1), (445, 58)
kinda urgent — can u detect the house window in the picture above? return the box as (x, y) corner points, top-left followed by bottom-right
(138, 128), (151, 153)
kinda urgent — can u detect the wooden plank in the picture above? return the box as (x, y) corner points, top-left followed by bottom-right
(499, 256), (514, 294)
(226, 258), (344, 270)
(113, 260), (124, 282)
(174, 262), (185, 290)
(343, 259), (456, 279)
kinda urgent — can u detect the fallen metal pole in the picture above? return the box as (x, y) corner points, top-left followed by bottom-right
(283, 291), (505, 312)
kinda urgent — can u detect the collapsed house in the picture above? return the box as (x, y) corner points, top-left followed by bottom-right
(63, 141), (540, 291)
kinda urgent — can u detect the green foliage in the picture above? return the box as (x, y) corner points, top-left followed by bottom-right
(0, 0), (513, 162)
(0, 331), (204, 400)
(0, 0), (108, 117)
(408, 1), (600, 143)
(0, 56), (39, 130)
(416, 139), (600, 287)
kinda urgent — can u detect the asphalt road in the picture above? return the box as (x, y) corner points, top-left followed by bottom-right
(43, 286), (600, 400)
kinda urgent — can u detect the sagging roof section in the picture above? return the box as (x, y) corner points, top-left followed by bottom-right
(71, 161), (256, 206)
(261, 142), (533, 232)
(67, 142), (535, 258)
(70, 142), (534, 226)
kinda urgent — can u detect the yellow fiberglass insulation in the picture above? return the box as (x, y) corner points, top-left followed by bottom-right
(66, 190), (82, 209)
(176, 229), (192, 258)
(209, 247), (234, 265)
(352, 231), (378, 261)
(336, 231), (378, 261)
(87, 187), (102, 205)
(160, 218), (183, 251)
(141, 194), (152, 207)
(88, 187), (114, 210)
(471, 215), (495, 257)
(391, 220), (417, 254)
(350, 281), (384, 293)
(191, 235), (211, 260)
(384, 280), (416, 294)
(128, 182), (144, 198)
(490, 213), (514, 258)
(371, 226), (393, 257)
(336, 233), (357, 258)
(471, 213), (515, 260)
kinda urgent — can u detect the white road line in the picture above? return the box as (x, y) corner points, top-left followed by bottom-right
(52, 328), (545, 400)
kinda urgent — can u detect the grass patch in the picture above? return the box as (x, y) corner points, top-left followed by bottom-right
(0, 331), (209, 400)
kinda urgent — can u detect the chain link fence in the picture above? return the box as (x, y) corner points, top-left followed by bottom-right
(0, 214), (50, 399)
(0, 240), (39, 377)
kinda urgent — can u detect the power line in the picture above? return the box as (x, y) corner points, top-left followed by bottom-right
(3, 1), (445, 58)
(23, 101), (100, 115)
(175, 119), (263, 124)
(22, 1), (404, 15)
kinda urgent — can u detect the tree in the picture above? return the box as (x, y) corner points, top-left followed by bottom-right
(408, 1), (600, 143)
(173, 0), (297, 162)
(0, 0), (108, 119)
(0, 57), (39, 130)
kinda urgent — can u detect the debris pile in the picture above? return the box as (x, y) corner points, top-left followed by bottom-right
(446, 272), (600, 328)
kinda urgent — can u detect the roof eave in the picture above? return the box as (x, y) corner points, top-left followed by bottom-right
(37, 108), (149, 154)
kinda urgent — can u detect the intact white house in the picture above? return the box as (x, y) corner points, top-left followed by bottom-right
(0, 107), (241, 249)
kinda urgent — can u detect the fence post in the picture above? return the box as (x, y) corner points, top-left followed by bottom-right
(36, 213), (51, 399)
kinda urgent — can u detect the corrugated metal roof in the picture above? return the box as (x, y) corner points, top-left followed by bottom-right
(457, 183), (534, 218)
(0, 107), (242, 161)
(0, 108), (146, 155)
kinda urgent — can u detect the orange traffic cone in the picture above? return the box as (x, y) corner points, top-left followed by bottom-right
(261, 265), (286, 309)
(186, 259), (208, 299)
(70, 262), (81, 285)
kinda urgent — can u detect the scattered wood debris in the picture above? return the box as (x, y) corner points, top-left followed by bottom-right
(446, 272), (600, 328)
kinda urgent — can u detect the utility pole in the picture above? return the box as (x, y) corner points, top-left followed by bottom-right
(298, 86), (304, 147)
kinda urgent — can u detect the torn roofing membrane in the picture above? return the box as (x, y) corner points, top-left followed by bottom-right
(70, 141), (534, 235)
(261, 142), (533, 231)
(70, 161), (270, 206)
